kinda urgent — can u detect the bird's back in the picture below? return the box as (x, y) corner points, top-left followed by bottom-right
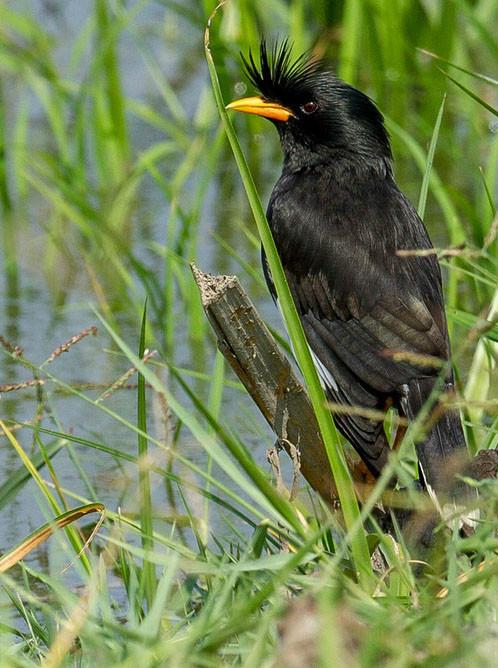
(265, 156), (464, 491)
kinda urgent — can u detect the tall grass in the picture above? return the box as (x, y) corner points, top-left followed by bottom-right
(0, 0), (497, 665)
(205, 13), (373, 589)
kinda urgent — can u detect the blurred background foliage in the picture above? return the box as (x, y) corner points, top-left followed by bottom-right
(0, 0), (498, 664)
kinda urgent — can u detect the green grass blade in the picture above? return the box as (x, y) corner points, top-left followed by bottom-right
(338, 0), (363, 83)
(0, 439), (64, 511)
(0, 420), (91, 574)
(137, 300), (156, 609)
(442, 70), (498, 117)
(418, 95), (445, 220)
(93, 312), (305, 534)
(204, 12), (373, 589)
(417, 48), (498, 86)
(464, 287), (498, 451)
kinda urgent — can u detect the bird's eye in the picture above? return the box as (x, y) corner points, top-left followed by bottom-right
(301, 101), (318, 115)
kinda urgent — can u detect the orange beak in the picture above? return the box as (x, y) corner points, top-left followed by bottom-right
(225, 96), (294, 122)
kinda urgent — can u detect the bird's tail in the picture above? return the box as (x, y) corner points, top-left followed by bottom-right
(404, 377), (476, 523)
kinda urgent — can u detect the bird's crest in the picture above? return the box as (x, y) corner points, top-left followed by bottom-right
(241, 39), (324, 102)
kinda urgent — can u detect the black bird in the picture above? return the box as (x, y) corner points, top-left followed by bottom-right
(226, 40), (470, 505)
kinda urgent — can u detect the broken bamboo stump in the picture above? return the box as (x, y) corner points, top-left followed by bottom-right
(191, 265), (498, 517)
(191, 264), (337, 505)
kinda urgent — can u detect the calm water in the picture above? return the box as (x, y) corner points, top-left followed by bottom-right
(0, 1), (280, 569)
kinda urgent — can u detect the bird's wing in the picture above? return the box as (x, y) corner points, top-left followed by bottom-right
(265, 169), (450, 473)
(262, 250), (445, 475)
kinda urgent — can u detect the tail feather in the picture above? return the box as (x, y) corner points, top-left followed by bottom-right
(402, 377), (477, 528)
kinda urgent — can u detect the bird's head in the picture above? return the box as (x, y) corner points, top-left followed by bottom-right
(227, 40), (392, 167)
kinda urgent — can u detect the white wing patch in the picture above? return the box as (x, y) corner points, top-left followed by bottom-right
(274, 296), (338, 392)
(310, 349), (339, 392)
